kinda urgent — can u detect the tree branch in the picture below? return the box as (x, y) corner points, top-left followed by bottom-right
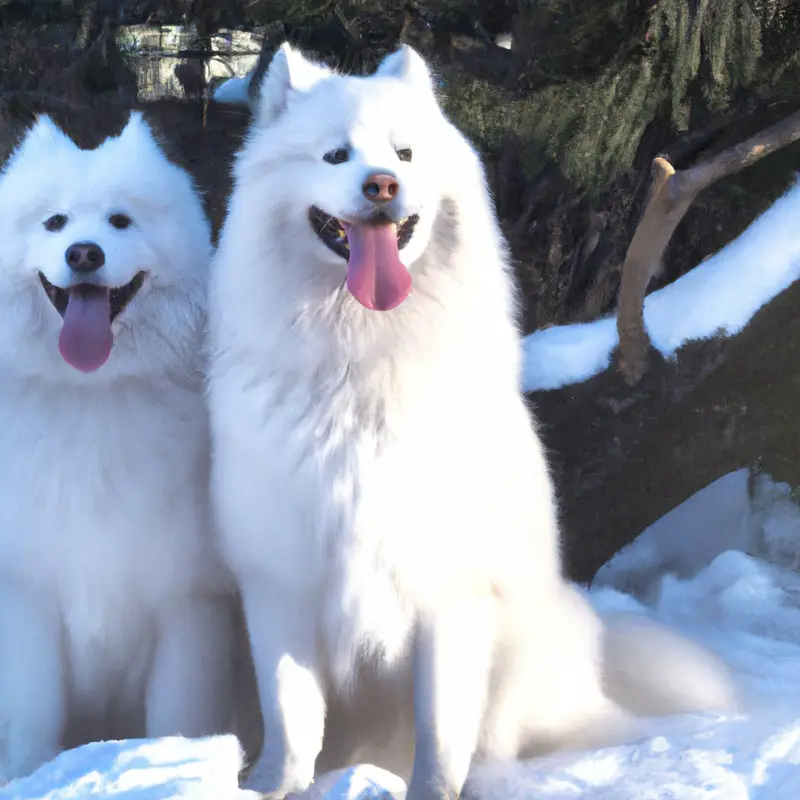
(615, 108), (800, 385)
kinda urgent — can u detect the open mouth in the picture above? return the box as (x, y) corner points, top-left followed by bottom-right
(38, 271), (147, 321)
(308, 206), (419, 259)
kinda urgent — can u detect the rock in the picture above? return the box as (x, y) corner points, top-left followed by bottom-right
(530, 278), (800, 584)
(592, 468), (756, 603)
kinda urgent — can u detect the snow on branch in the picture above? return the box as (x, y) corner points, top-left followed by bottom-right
(615, 108), (800, 385)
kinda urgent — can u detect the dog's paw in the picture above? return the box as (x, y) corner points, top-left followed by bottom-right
(240, 754), (315, 799)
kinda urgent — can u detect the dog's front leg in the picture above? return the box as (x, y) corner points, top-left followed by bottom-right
(0, 580), (64, 782)
(407, 592), (496, 800)
(146, 595), (236, 738)
(239, 581), (325, 799)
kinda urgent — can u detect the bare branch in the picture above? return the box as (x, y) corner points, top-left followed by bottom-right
(680, 109), (800, 196)
(615, 108), (800, 385)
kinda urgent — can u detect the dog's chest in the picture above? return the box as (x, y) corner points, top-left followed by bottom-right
(319, 494), (417, 684)
(0, 383), (211, 595)
(292, 378), (471, 680)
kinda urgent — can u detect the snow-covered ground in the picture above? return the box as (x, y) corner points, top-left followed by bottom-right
(6, 468), (800, 798)
(523, 177), (800, 392)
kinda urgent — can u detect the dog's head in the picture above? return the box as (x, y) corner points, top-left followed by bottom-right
(234, 43), (477, 313)
(0, 113), (211, 380)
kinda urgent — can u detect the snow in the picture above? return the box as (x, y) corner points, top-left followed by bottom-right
(293, 765), (406, 799)
(523, 177), (800, 392)
(477, 549), (800, 799)
(212, 75), (251, 105)
(0, 735), (259, 800)
(212, 75), (252, 105)
(7, 469), (800, 798)
(466, 469), (800, 798)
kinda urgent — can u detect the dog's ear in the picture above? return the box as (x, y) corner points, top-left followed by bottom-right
(256, 42), (332, 126)
(375, 45), (434, 94)
(116, 111), (163, 154)
(113, 111), (181, 175)
(8, 115), (76, 168)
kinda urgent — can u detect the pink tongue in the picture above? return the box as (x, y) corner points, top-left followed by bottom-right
(58, 286), (113, 373)
(345, 223), (411, 311)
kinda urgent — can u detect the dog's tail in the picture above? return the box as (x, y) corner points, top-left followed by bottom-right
(600, 612), (741, 718)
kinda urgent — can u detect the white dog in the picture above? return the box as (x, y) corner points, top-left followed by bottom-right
(208, 44), (738, 799)
(0, 114), (237, 782)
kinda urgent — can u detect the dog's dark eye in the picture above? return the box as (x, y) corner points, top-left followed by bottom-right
(396, 148), (413, 163)
(323, 147), (350, 165)
(109, 213), (133, 230)
(43, 214), (67, 232)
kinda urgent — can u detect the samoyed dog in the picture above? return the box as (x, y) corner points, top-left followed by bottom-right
(208, 44), (739, 799)
(0, 113), (237, 782)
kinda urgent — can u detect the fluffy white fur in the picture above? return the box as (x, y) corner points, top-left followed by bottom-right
(208, 44), (739, 799)
(0, 114), (236, 781)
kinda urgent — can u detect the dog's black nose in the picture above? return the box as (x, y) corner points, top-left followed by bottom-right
(65, 242), (105, 272)
(362, 173), (399, 204)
